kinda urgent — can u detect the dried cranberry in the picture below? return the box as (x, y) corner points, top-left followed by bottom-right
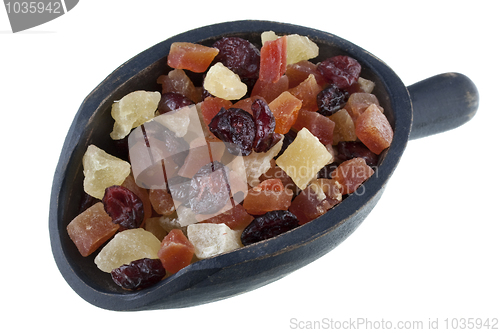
(337, 141), (379, 167)
(189, 161), (231, 215)
(241, 210), (299, 246)
(252, 98), (276, 153)
(209, 107), (256, 156)
(157, 92), (194, 115)
(317, 85), (349, 116)
(317, 55), (361, 89)
(213, 37), (260, 88)
(111, 258), (166, 290)
(103, 185), (144, 230)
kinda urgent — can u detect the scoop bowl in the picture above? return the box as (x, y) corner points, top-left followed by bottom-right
(49, 20), (478, 311)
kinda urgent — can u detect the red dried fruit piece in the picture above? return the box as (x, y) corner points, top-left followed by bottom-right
(332, 157), (374, 195)
(199, 204), (254, 230)
(213, 37), (261, 88)
(157, 92), (194, 115)
(243, 179), (293, 216)
(259, 159), (297, 194)
(268, 91), (302, 134)
(167, 42), (219, 73)
(157, 69), (202, 103)
(157, 229), (195, 274)
(103, 185), (144, 230)
(111, 258), (166, 290)
(67, 202), (120, 257)
(252, 98), (276, 153)
(285, 60), (326, 88)
(149, 189), (176, 216)
(292, 109), (336, 145)
(317, 55), (362, 89)
(289, 179), (342, 225)
(355, 104), (393, 155)
(200, 96), (233, 128)
(288, 74), (323, 112)
(345, 92), (380, 122)
(259, 36), (287, 83)
(251, 75), (289, 103)
(240, 210), (299, 246)
(209, 107), (256, 156)
(232, 95), (266, 115)
(189, 161), (231, 215)
(177, 138), (226, 179)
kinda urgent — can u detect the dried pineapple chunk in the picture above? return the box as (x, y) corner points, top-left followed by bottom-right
(276, 128), (332, 190)
(110, 90), (161, 140)
(82, 145), (131, 199)
(94, 228), (161, 273)
(203, 62), (247, 100)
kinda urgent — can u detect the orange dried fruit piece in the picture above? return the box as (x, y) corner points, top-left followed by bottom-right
(259, 159), (297, 194)
(276, 127), (332, 190)
(288, 74), (323, 111)
(259, 36), (287, 83)
(157, 229), (195, 274)
(95, 228), (162, 273)
(288, 179), (342, 225)
(332, 157), (374, 195)
(67, 202), (119, 257)
(243, 179), (293, 215)
(157, 69), (202, 103)
(82, 145), (131, 199)
(292, 109), (335, 145)
(344, 92), (380, 122)
(329, 108), (357, 145)
(355, 104), (393, 154)
(268, 91), (302, 134)
(167, 42), (219, 73)
(204, 62), (247, 100)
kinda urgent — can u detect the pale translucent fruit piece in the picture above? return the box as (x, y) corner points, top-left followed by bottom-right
(82, 145), (131, 199)
(357, 77), (375, 93)
(203, 62), (247, 100)
(94, 228), (161, 273)
(110, 90), (161, 140)
(187, 223), (243, 259)
(243, 135), (284, 187)
(285, 34), (319, 65)
(154, 105), (192, 137)
(261, 31), (319, 65)
(276, 128), (332, 190)
(175, 206), (198, 227)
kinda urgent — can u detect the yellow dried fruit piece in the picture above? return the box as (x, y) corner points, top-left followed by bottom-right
(276, 128), (332, 190)
(110, 90), (161, 140)
(329, 108), (357, 145)
(203, 62), (247, 100)
(94, 228), (162, 273)
(187, 223), (242, 259)
(285, 34), (319, 65)
(82, 145), (131, 199)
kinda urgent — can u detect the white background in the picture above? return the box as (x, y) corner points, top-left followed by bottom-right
(1, 1), (498, 332)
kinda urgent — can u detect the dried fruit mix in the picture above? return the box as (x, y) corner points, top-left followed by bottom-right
(67, 30), (393, 290)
